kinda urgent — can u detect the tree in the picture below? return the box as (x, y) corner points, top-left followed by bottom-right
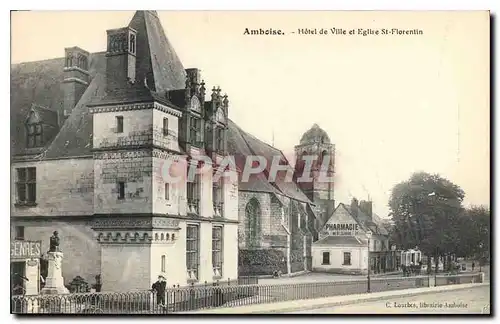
(456, 205), (490, 260)
(388, 172), (465, 271)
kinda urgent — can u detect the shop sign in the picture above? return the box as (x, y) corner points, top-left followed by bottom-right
(323, 223), (359, 236)
(11, 240), (42, 260)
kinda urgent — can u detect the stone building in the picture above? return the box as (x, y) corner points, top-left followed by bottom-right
(312, 198), (396, 274)
(294, 124), (336, 227)
(10, 11), (239, 292)
(227, 123), (337, 276)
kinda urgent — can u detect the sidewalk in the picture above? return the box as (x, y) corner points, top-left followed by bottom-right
(182, 282), (489, 314)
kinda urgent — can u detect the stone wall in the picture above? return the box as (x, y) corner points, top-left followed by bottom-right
(238, 191), (291, 249)
(11, 159), (94, 217)
(93, 151), (153, 214)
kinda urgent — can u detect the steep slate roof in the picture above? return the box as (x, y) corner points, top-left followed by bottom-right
(226, 119), (312, 204)
(31, 104), (58, 127)
(11, 52), (106, 158)
(226, 120), (280, 194)
(129, 11), (186, 94)
(11, 57), (64, 156)
(299, 123), (331, 145)
(11, 11), (186, 160)
(44, 67), (106, 159)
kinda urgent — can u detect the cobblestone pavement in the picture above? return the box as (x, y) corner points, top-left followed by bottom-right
(289, 284), (490, 314)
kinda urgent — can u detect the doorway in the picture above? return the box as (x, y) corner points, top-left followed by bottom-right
(11, 261), (26, 313)
(11, 262), (26, 295)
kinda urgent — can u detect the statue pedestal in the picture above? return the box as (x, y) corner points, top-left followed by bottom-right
(40, 252), (69, 295)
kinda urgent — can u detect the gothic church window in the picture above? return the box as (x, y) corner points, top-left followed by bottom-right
(245, 198), (261, 248)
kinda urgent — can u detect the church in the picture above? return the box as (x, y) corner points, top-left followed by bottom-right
(229, 123), (336, 276)
(10, 11), (240, 293)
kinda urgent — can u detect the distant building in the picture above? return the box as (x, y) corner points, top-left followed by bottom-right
(10, 11), (239, 292)
(226, 122), (321, 276)
(294, 124), (336, 227)
(312, 199), (397, 274)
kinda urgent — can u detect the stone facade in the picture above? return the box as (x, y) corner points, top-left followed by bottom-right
(10, 11), (240, 292)
(237, 191), (313, 276)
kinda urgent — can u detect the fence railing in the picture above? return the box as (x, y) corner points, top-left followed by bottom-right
(11, 273), (482, 314)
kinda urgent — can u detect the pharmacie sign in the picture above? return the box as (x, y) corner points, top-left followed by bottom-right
(11, 240), (41, 260)
(324, 223), (359, 236)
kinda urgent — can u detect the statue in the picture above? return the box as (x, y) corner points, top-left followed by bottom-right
(49, 231), (60, 252)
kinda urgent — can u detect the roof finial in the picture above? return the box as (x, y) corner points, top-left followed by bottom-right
(200, 80), (206, 100)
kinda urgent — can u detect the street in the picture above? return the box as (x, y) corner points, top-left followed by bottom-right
(258, 272), (400, 285)
(288, 285), (490, 314)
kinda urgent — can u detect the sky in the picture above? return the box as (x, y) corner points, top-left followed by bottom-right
(10, 11), (490, 217)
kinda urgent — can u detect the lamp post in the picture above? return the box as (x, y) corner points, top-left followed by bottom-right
(434, 247), (438, 287)
(367, 230), (372, 293)
(479, 243), (483, 273)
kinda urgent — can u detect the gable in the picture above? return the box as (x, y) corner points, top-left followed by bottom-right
(319, 204), (364, 239)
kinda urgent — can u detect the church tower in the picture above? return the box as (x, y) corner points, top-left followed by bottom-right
(294, 124), (335, 226)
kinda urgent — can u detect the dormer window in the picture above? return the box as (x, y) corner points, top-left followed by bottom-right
(25, 112), (43, 148)
(189, 116), (202, 146)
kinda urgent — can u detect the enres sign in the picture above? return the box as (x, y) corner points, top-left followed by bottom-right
(11, 240), (41, 259)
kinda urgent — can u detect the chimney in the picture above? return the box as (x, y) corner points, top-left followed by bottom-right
(62, 46), (90, 123)
(350, 198), (359, 217)
(105, 27), (137, 91)
(186, 68), (201, 87)
(359, 200), (373, 220)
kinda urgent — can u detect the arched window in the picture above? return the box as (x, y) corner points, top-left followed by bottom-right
(245, 198), (261, 248)
(319, 150), (328, 169)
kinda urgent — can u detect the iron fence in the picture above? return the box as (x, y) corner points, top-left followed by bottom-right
(11, 273), (482, 314)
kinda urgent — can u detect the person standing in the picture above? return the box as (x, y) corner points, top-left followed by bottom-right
(152, 274), (167, 307)
(472, 262), (475, 272)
